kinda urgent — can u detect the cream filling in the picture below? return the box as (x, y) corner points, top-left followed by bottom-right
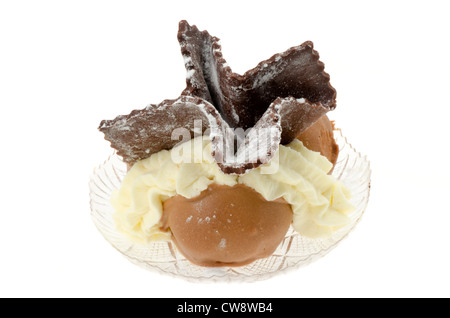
(111, 136), (355, 244)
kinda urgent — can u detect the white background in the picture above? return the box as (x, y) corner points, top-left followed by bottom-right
(1, 0), (449, 298)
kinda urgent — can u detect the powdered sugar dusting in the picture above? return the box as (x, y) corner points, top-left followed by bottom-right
(219, 238), (226, 249)
(230, 107), (239, 123)
(186, 69), (195, 80)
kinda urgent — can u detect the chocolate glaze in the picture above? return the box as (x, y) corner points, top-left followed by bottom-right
(297, 115), (339, 168)
(161, 184), (293, 267)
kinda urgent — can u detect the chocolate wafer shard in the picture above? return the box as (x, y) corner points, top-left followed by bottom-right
(178, 20), (336, 140)
(99, 95), (281, 174)
(213, 101), (282, 174)
(99, 20), (337, 174)
(99, 96), (214, 165)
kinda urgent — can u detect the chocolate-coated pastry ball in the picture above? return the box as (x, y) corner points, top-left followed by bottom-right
(162, 184), (293, 267)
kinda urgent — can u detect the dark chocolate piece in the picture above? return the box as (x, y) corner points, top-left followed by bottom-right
(99, 96), (212, 165)
(99, 20), (337, 174)
(178, 20), (336, 142)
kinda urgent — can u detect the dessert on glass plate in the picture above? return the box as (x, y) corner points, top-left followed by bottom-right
(89, 20), (371, 281)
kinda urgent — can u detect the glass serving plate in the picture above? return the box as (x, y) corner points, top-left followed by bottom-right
(89, 130), (371, 282)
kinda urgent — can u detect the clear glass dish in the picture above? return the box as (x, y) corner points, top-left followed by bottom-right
(89, 130), (371, 282)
